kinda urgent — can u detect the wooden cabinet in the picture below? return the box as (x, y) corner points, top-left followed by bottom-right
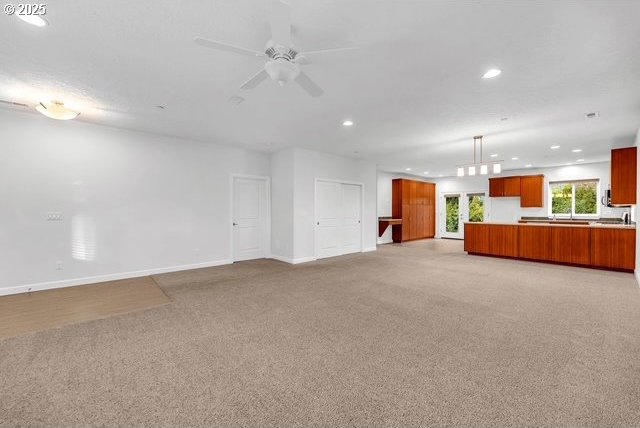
(489, 178), (504, 197)
(465, 223), (635, 272)
(464, 223), (490, 254)
(392, 179), (436, 242)
(591, 228), (636, 270)
(551, 227), (591, 265)
(520, 175), (544, 207)
(611, 147), (637, 205)
(490, 175), (543, 206)
(518, 226), (552, 260)
(503, 177), (521, 197)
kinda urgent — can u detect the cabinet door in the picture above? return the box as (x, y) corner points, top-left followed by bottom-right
(551, 227), (590, 265)
(611, 147), (637, 205)
(518, 226), (551, 260)
(464, 224), (490, 253)
(488, 225), (519, 257)
(409, 205), (419, 239)
(415, 206), (426, 238)
(591, 228), (636, 270)
(489, 178), (504, 197)
(401, 204), (411, 241)
(520, 175), (544, 207)
(503, 177), (522, 197)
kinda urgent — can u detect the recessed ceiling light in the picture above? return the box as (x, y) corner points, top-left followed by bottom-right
(438, 174), (443, 177)
(423, 171), (429, 175)
(550, 145), (560, 149)
(525, 164), (532, 168)
(577, 159), (585, 162)
(482, 68), (502, 79)
(512, 157), (519, 160)
(490, 153), (498, 158)
(405, 168), (412, 171)
(16, 14), (48, 27)
(35, 101), (79, 120)
(572, 149), (582, 153)
(342, 120), (354, 127)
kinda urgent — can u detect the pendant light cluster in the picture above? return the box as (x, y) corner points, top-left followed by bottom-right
(457, 135), (502, 177)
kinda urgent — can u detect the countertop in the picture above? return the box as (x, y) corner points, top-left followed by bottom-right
(464, 221), (636, 230)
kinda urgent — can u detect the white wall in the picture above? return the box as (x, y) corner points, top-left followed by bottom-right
(270, 148), (294, 260)
(0, 109), (270, 294)
(293, 148), (378, 260)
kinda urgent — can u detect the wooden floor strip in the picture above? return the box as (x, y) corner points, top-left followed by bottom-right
(0, 276), (171, 340)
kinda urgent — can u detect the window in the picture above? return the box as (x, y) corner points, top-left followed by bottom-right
(549, 180), (599, 217)
(468, 194), (485, 222)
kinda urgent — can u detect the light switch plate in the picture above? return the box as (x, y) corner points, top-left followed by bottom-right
(46, 212), (62, 221)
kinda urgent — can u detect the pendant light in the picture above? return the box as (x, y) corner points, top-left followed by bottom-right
(457, 135), (501, 177)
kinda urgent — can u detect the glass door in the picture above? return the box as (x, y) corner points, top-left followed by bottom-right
(442, 194), (462, 239)
(440, 192), (487, 239)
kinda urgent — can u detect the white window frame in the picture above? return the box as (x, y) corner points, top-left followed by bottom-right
(547, 179), (601, 218)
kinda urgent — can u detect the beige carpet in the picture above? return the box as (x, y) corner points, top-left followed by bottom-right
(0, 276), (170, 340)
(1, 239), (639, 427)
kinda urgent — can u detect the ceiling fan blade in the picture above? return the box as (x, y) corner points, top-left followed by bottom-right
(194, 37), (266, 58)
(240, 69), (269, 90)
(298, 46), (359, 56)
(295, 71), (324, 97)
(269, 0), (291, 46)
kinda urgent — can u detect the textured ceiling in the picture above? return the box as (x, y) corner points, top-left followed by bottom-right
(1, 0), (639, 176)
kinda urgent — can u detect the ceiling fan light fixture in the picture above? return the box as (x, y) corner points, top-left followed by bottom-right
(35, 101), (79, 120)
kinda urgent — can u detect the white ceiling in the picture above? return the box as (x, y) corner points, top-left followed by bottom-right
(1, 0), (639, 177)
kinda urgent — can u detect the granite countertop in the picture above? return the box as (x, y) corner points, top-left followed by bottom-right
(465, 221), (636, 230)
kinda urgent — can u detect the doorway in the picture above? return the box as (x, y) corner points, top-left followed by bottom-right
(440, 192), (487, 239)
(232, 175), (270, 262)
(315, 180), (363, 259)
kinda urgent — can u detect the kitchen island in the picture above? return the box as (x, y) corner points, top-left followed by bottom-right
(464, 221), (636, 272)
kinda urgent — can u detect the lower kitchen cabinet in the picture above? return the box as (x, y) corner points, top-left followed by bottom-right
(591, 228), (636, 270)
(464, 223), (636, 272)
(518, 226), (552, 260)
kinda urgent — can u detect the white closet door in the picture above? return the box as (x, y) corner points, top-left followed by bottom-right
(316, 181), (343, 259)
(316, 180), (362, 259)
(341, 184), (362, 255)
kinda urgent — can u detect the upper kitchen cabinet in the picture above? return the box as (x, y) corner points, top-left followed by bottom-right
(490, 174), (544, 207)
(520, 175), (544, 207)
(611, 147), (637, 205)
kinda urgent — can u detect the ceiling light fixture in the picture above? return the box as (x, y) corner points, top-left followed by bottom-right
(456, 135), (502, 177)
(525, 164), (532, 168)
(550, 145), (560, 149)
(423, 171), (429, 175)
(490, 153), (498, 158)
(512, 157), (519, 160)
(35, 101), (79, 120)
(482, 68), (502, 79)
(16, 14), (48, 27)
(438, 174), (443, 177)
(577, 159), (585, 162)
(342, 120), (353, 127)
(405, 168), (412, 171)
(572, 149), (582, 153)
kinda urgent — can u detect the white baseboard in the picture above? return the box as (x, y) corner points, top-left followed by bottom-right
(270, 254), (317, 264)
(362, 246), (377, 253)
(0, 259), (233, 296)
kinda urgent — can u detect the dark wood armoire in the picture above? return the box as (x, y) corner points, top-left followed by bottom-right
(392, 179), (436, 243)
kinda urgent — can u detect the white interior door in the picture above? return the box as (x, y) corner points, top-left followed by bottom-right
(341, 183), (362, 255)
(315, 180), (363, 259)
(233, 177), (267, 261)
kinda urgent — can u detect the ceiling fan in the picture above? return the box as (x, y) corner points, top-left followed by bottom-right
(194, 0), (358, 97)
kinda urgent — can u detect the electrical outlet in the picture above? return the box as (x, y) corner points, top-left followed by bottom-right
(46, 212), (63, 221)
(55, 261), (63, 270)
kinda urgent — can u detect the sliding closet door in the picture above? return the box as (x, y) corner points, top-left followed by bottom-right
(315, 180), (363, 259)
